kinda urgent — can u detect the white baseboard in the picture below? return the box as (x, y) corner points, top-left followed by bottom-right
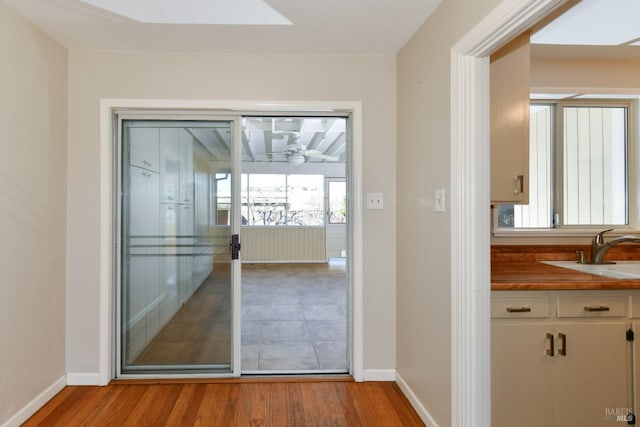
(66, 372), (102, 385)
(396, 371), (439, 427)
(1, 376), (66, 427)
(363, 369), (396, 381)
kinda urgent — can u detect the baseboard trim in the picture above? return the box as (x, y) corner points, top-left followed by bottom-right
(66, 372), (102, 386)
(362, 369), (396, 381)
(1, 376), (66, 427)
(396, 372), (439, 427)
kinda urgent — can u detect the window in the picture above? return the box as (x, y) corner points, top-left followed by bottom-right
(241, 174), (324, 226)
(497, 101), (630, 229)
(328, 181), (347, 224)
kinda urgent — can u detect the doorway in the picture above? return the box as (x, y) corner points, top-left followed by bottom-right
(114, 112), (352, 377)
(239, 116), (350, 374)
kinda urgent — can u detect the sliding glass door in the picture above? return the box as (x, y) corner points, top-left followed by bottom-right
(117, 117), (241, 376)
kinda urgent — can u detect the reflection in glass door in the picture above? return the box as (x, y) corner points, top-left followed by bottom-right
(118, 118), (239, 376)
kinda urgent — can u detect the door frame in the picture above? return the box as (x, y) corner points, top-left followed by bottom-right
(97, 99), (363, 383)
(113, 114), (242, 377)
(450, 0), (563, 425)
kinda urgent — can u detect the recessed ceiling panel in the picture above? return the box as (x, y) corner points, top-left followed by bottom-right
(80, 0), (292, 25)
(532, 0), (640, 46)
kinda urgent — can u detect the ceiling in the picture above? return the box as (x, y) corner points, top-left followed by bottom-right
(188, 117), (346, 165)
(3, 0), (443, 54)
(532, 0), (640, 47)
(242, 117), (346, 164)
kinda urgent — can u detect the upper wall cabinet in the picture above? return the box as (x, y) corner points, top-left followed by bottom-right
(490, 33), (530, 204)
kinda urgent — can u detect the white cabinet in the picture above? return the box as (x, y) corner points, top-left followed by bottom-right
(159, 129), (181, 204)
(126, 165), (161, 362)
(490, 32), (530, 204)
(492, 291), (633, 427)
(126, 124), (207, 361)
(492, 321), (555, 426)
(159, 128), (194, 204)
(129, 127), (160, 172)
(179, 130), (194, 205)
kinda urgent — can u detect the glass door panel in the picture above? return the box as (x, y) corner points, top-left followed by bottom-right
(119, 119), (238, 375)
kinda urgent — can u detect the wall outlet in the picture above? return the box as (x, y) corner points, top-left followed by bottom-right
(434, 189), (445, 212)
(367, 193), (384, 210)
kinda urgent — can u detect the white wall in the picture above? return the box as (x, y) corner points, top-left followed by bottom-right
(66, 51), (396, 375)
(0, 2), (68, 424)
(396, 0), (502, 425)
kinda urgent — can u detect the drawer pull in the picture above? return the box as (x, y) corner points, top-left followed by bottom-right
(583, 305), (610, 312)
(506, 306), (531, 313)
(546, 333), (554, 356)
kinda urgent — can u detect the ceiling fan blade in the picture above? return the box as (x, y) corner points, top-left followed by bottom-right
(303, 151), (340, 161)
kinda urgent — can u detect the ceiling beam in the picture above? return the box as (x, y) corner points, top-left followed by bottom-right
(325, 132), (345, 156)
(306, 132), (325, 150)
(185, 128), (219, 161)
(264, 130), (273, 160)
(242, 130), (255, 162)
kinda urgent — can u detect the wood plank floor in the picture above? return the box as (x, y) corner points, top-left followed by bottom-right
(23, 381), (425, 426)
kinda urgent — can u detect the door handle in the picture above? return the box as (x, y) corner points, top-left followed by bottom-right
(230, 234), (241, 260)
(546, 333), (554, 356)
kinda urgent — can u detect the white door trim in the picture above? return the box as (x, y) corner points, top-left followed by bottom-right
(450, 0), (563, 425)
(97, 99), (364, 383)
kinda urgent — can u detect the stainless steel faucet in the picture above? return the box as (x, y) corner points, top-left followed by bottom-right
(585, 229), (640, 264)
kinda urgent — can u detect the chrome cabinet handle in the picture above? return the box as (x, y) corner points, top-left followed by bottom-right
(506, 306), (531, 313)
(558, 333), (567, 356)
(546, 333), (554, 356)
(584, 306), (610, 312)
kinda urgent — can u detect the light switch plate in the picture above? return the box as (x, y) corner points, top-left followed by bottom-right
(367, 193), (384, 210)
(434, 189), (445, 212)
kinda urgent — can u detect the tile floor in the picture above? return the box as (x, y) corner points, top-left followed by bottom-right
(241, 261), (348, 373)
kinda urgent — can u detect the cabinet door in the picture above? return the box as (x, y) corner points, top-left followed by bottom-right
(159, 128), (181, 204)
(553, 321), (631, 427)
(492, 321), (554, 427)
(179, 129), (194, 205)
(490, 33), (530, 204)
(633, 321), (640, 420)
(129, 127), (160, 172)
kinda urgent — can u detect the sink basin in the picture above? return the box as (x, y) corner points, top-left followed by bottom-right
(541, 260), (640, 279)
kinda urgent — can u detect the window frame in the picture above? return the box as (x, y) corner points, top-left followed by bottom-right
(493, 98), (638, 236)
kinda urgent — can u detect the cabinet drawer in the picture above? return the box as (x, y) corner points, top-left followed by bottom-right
(491, 297), (551, 318)
(557, 296), (627, 318)
(629, 296), (640, 318)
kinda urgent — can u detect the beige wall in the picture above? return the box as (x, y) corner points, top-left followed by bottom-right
(0, 2), (67, 424)
(396, 0), (501, 424)
(66, 51), (396, 374)
(532, 56), (640, 92)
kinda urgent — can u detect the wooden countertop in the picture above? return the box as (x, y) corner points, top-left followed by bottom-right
(491, 261), (640, 290)
(491, 245), (640, 290)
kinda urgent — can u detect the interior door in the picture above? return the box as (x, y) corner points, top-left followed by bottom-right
(118, 117), (241, 376)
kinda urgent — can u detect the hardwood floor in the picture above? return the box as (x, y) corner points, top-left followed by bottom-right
(23, 381), (425, 426)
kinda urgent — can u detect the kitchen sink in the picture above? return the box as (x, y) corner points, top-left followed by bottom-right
(541, 260), (640, 279)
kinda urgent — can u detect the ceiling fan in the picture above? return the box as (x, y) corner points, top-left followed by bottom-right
(266, 142), (340, 165)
